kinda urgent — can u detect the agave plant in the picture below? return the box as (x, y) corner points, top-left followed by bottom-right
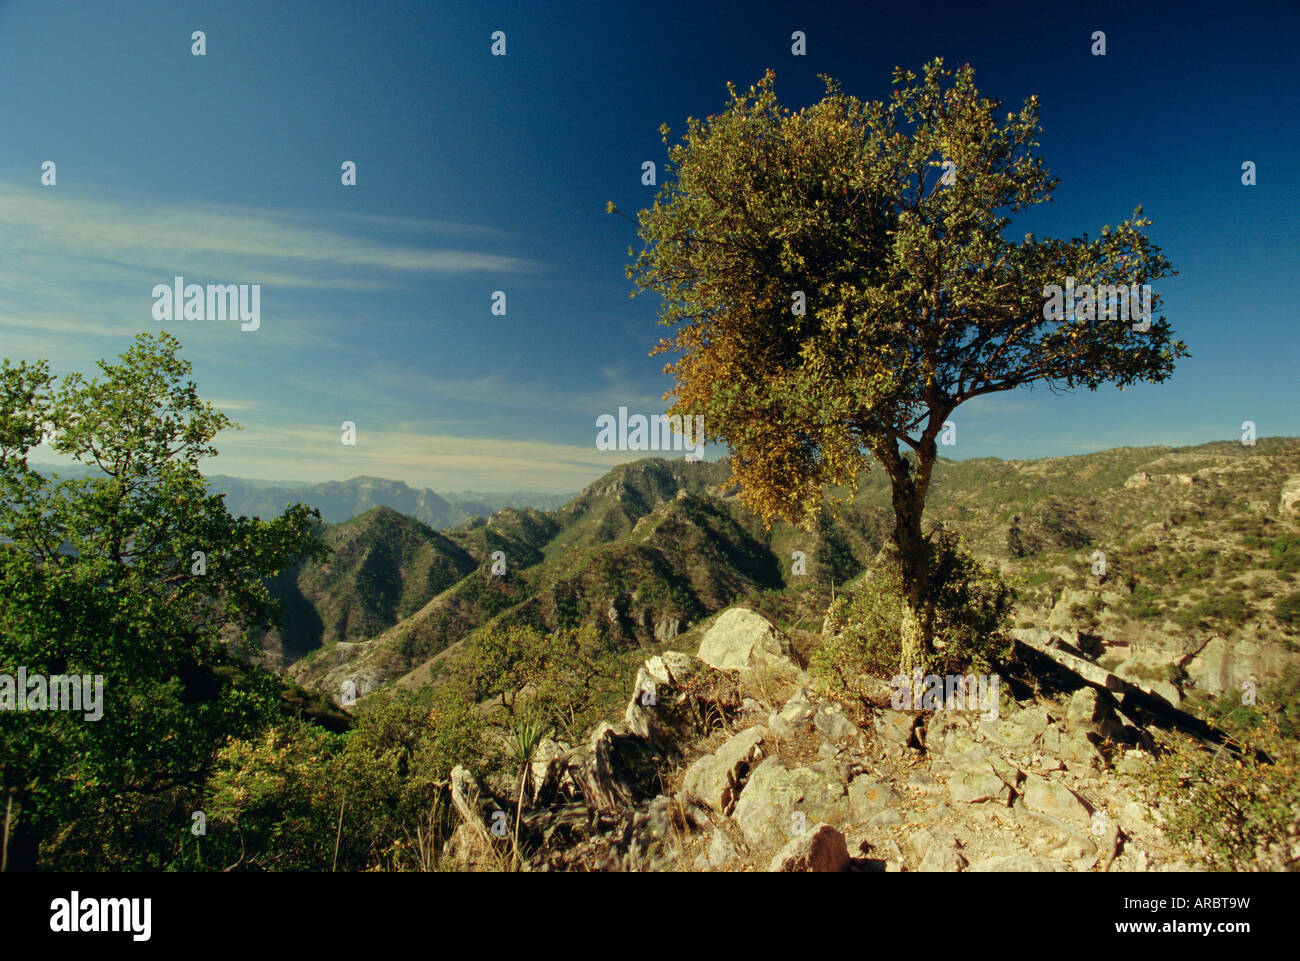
(505, 708), (553, 869)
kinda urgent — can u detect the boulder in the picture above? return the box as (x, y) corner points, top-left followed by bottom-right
(767, 823), (850, 872)
(948, 766), (1012, 805)
(768, 687), (818, 738)
(919, 841), (968, 873)
(1022, 774), (1092, 827)
(681, 725), (766, 815)
(814, 702), (859, 741)
(874, 709), (922, 749)
(708, 829), (736, 870)
(847, 776), (898, 819)
(624, 651), (741, 755)
(697, 608), (798, 685)
(731, 757), (851, 847)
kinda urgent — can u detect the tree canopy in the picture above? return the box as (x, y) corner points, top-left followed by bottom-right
(623, 59), (1185, 674)
(0, 332), (325, 868)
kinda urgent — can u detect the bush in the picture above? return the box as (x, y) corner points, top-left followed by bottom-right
(1136, 671), (1300, 871)
(1273, 591), (1300, 632)
(1172, 594), (1250, 630)
(813, 531), (1014, 704)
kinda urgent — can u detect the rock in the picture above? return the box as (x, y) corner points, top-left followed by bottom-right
(906, 771), (940, 793)
(450, 765), (498, 845)
(697, 608), (798, 685)
(867, 808), (903, 827)
(1023, 775), (1092, 826)
(1280, 475), (1300, 514)
(681, 725), (766, 815)
(967, 854), (1069, 872)
(1124, 472), (1152, 489)
(941, 731), (993, 770)
(1115, 749), (1152, 776)
(847, 776), (898, 819)
(948, 767), (1012, 805)
(979, 718), (1037, 750)
(653, 617), (681, 644)
(1148, 680), (1182, 704)
(1012, 704), (1053, 734)
(624, 652), (741, 756)
(708, 830), (736, 869)
(1065, 687), (1127, 744)
(572, 722), (662, 812)
(919, 842), (968, 873)
(904, 826), (957, 861)
(814, 702), (859, 741)
(731, 757), (851, 847)
(767, 823), (850, 872)
(528, 737), (575, 805)
(874, 710), (922, 749)
(1061, 731), (1105, 770)
(768, 687), (818, 738)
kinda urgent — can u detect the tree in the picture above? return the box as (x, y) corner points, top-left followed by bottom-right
(621, 59), (1185, 676)
(0, 332), (325, 868)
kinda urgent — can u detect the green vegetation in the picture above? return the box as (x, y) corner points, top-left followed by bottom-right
(0, 334), (324, 869)
(1137, 668), (1300, 871)
(812, 532), (1015, 705)
(622, 58), (1183, 677)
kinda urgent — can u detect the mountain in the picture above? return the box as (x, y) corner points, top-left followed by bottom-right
(29, 464), (573, 529)
(253, 506), (478, 669)
(275, 439), (1300, 710)
(209, 475), (574, 528)
(284, 457), (890, 696)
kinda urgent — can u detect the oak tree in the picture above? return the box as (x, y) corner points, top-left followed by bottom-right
(623, 59), (1185, 676)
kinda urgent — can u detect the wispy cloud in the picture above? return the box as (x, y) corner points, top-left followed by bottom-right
(0, 181), (542, 304)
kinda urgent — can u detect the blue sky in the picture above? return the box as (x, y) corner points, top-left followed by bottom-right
(2, 0), (1297, 493)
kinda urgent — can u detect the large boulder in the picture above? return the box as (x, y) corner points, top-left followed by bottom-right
(731, 756), (851, 848)
(681, 725), (767, 816)
(624, 651), (741, 756)
(767, 823), (851, 872)
(697, 608), (799, 686)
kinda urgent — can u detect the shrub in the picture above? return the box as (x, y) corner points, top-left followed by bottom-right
(1136, 671), (1300, 871)
(1273, 591), (1300, 631)
(813, 531), (1014, 704)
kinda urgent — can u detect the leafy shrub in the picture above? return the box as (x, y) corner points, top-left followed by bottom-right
(1136, 671), (1300, 871)
(813, 531), (1014, 704)
(1172, 594), (1250, 630)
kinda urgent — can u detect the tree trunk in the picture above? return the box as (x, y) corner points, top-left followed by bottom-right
(880, 439), (937, 682)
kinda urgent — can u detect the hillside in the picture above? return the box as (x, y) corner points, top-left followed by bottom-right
(253, 506), (477, 669)
(285, 458), (878, 695)
(274, 438), (1300, 713)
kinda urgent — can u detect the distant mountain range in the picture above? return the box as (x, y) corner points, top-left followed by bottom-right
(30, 464), (574, 528)
(261, 440), (1300, 713)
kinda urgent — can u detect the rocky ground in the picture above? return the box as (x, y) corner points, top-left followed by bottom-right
(446, 607), (1199, 872)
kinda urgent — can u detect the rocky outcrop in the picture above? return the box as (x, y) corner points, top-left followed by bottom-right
(448, 606), (1187, 873)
